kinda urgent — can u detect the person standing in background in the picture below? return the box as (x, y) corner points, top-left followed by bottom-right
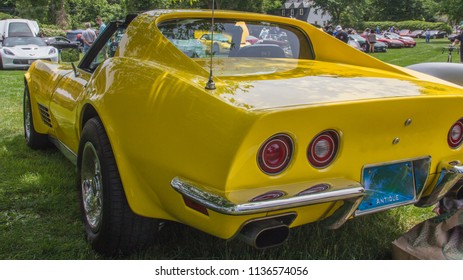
(452, 29), (463, 63)
(96, 16), (108, 59)
(367, 29), (377, 53)
(425, 29), (431, 43)
(335, 25), (348, 43)
(81, 22), (96, 54)
(95, 16), (106, 37)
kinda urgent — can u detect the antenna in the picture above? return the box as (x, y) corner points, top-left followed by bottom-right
(205, 0), (216, 90)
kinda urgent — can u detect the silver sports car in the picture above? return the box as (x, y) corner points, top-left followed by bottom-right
(1, 37), (58, 70)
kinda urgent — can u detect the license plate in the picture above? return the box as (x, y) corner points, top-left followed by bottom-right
(357, 161), (416, 215)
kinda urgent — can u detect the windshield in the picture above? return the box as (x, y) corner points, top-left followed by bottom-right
(3, 37), (47, 47)
(157, 18), (313, 59)
(8, 22), (34, 37)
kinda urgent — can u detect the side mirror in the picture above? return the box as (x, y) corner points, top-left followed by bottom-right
(60, 46), (80, 63)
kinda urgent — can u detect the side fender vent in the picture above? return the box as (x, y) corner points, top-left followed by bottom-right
(38, 103), (52, 128)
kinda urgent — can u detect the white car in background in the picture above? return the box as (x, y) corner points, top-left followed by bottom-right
(0, 19), (39, 38)
(0, 37), (58, 69)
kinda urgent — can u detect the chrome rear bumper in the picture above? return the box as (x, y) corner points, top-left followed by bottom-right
(415, 160), (463, 207)
(171, 177), (365, 216)
(171, 158), (463, 229)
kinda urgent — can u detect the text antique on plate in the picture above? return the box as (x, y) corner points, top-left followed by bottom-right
(356, 157), (431, 216)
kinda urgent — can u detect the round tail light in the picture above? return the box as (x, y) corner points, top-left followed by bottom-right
(448, 119), (463, 149)
(307, 130), (339, 168)
(258, 134), (293, 175)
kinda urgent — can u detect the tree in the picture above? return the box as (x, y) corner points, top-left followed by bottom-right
(13, 0), (49, 23)
(173, 0), (284, 13)
(369, 0), (430, 21)
(439, 0), (463, 25)
(311, 0), (366, 24)
(50, 0), (68, 28)
(66, 0), (125, 28)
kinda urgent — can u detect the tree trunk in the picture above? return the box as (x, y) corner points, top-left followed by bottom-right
(56, 0), (68, 29)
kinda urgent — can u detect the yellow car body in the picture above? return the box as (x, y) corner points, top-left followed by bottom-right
(24, 10), (463, 254)
(198, 32), (232, 54)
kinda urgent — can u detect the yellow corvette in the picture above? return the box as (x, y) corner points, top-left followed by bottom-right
(198, 33), (232, 55)
(24, 10), (463, 255)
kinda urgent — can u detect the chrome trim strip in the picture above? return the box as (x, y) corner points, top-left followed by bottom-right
(171, 177), (365, 216)
(49, 136), (77, 166)
(416, 160), (463, 207)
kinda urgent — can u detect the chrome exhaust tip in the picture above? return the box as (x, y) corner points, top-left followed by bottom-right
(238, 219), (290, 249)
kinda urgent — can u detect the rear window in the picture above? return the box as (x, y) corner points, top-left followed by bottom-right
(8, 22), (34, 37)
(157, 18), (313, 59)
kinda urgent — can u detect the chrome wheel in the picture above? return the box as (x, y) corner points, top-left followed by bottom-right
(78, 117), (159, 255)
(81, 142), (103, 232)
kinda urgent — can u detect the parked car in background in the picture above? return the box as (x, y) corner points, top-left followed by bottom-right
(42, 36), (78, 51)
(23, 10), (463, 256)
(408, 30), (424, 38)
(65, 30), (84, 51)
(371, 41), (388, 52)
(168, 37), (206, 58)
(199, 33), (231, 55)
(399, 29), (411, 36)
(375, 34), (404, 48)
(431, 30), (447, 39)
(349, 34), (387, 52)
(0, 18), (39, 40)
(383, 32), (416, 47)
(420, 30), (447, 39)
(0, 36), (58, 69)
(347, 37), (362, 51)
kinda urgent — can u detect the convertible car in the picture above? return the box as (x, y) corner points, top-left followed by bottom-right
(24, 10), (463, 255)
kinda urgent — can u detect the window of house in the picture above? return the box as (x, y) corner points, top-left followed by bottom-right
(290, 9), (294, 16)
(282, 9), (285, 16)
(299, 9), (304, 16)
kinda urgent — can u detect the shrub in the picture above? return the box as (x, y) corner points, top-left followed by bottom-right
(39, 24), (66, 37)
(0, 12), (14, 20)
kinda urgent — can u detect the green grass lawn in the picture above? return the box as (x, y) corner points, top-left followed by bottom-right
(370, 38), (460, 65)
(0, 38), (456, 259)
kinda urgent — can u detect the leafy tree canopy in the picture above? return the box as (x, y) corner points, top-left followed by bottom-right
(0, 0), (461, 29)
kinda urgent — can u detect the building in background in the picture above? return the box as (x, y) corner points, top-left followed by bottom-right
(280, 0), (332, 27)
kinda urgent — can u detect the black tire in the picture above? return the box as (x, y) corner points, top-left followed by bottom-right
(78, 117), (159, 255)
(23, 85), (49, 149)
(0, 55), (3, 70)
